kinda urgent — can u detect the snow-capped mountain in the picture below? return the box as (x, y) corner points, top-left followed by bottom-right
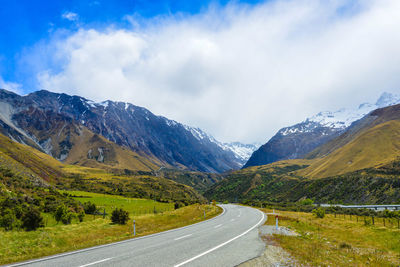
(244, 92), (400, 168)
(306, 92), (400, 130)
(182, 124), (260, 164)
(219, 142), (261, 163)
(0, 89), (245, 173)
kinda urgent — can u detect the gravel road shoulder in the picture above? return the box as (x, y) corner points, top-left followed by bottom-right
(238, 225), (298, 267)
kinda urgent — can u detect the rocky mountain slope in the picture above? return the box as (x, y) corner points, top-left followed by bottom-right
(182, 125), (259, 164)
(206, 102), (400, 204)
(0, 89), (250, 173)
(244, 92), (400, 168)
(300, 103), (400, 178)
(0, 131), (205, 203)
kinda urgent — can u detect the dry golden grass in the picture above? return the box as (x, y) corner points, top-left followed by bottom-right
(242, 159), (314, 173)
(299, 120), (400, 178)
(0, 204), (222, 265)
(0, 133), (65, 183)
(261, 208), (400, 266)
(64, 127), (164, 172)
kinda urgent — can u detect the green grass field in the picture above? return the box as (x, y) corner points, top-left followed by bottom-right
(62, 190), (174, 216)
(0, 202), (222, 265)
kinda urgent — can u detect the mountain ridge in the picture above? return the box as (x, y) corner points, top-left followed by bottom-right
(0, 89), (255, 173)
(244, 92), (400, 168)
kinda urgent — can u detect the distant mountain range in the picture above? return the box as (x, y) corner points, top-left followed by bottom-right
(206, 101), (400, 204)
(244, 92), (400, 168)
(0, 89), (256, 173)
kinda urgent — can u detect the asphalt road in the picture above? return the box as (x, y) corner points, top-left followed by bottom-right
(8, 204), (266, 267)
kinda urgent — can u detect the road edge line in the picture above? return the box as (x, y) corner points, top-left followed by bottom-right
(174, 206), (265, 267)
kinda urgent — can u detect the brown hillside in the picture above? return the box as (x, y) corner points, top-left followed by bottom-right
(307, 103), (400, 159)
(64, 127), (163, 172)
(298, 120), (400, 178)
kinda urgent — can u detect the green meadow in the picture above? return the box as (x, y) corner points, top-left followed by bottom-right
(61, 190), (174, 217)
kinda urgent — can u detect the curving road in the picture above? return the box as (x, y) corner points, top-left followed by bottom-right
(8, 204), (266, 267)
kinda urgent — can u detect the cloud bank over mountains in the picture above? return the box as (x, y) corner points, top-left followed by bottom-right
(16, 0), (400, 143)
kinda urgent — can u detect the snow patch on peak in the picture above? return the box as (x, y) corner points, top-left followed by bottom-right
(184, 125), (216, 142)
(182, 124), (257, 163)
(160, 116), (179, 127)
(278, 92), (400, 137)
(308, 92), (400, 130)
(376, 92), (400, 108)
(98, 100), (110, 108)
(220, 142), (261, 162)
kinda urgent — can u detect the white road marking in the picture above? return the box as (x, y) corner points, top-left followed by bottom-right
(174, 209), (265, 267)
(7, 207), (227, 267)
(230, 219), (235, 222)
(174, 234), (192, 241)
(238, 210), (242, 217)
(214, 224), (222, 228)
(78, 258), (112, 267)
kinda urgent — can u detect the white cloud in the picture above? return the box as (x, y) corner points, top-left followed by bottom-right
(0, 77), (22, 94)
(62, 11), (79, 21)
(37, 0), (400, 143)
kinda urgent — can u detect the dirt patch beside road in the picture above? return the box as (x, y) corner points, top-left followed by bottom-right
(239, 225), (298, 267)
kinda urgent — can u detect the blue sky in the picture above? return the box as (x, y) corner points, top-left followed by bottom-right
(0, 0), (262, 89)
(0, 0), (399, 143)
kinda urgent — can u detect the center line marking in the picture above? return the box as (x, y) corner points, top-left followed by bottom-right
(78, 258), (112, 267)
(214, 224), (222, 228)
(230, 219), (235, 222)
(174, 234), (192, 241)
(174, 209), (265, 267)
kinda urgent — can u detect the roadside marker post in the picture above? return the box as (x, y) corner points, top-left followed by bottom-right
(266, 211), (280, 230)
(133, 220), (136, 236)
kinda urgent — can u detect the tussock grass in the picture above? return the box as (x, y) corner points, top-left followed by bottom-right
(0, 204), (222, 265)
(261, 208), (400, 266)
(299, 120), (400, 178)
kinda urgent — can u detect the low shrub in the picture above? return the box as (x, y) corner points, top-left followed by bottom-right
(111, 208), (130, 225)
(21, 207), (44, 231)
(312, 208), (325, 218)
(54, 205), (73, 225)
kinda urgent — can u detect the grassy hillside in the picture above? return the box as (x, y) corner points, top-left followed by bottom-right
(207, 106), (400, 204)
(299, 120), (400, 178)
(205, 157), (400, 204)
(60, 165), (205, 203)
(155, 168), (223, 193)
(204, 160), (312, 203)
(0, 132), (205, 204)
(0, 133), (67, 189)
(64, 127), (163, 172)
(307, 104), (400, 159)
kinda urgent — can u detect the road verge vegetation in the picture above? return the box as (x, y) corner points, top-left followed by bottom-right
(260, 208), (400, 266)
(0, 202), (221, 265)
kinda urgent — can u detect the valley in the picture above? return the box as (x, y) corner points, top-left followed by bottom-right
(2, 2), (400, 266)
(1, 89), (400, 266)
